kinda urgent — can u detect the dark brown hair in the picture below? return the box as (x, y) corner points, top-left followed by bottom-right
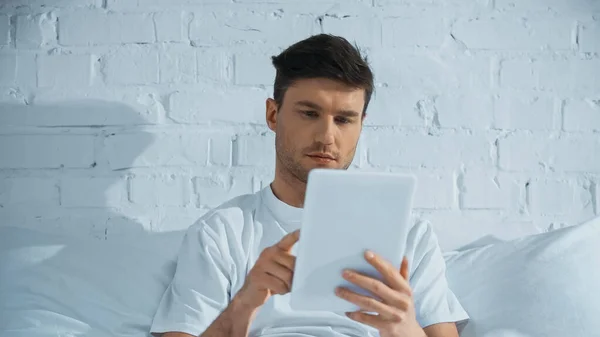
(271, 34), (374, 115)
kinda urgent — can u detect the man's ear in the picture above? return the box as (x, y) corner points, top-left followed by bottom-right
(266, 98), (278, 132)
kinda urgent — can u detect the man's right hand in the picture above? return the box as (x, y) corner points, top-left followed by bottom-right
(234, 230), (300, 310)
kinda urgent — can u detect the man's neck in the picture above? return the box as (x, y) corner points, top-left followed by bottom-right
(270, 165), (306, 208)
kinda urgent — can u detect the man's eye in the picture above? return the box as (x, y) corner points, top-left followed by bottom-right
(336, 117), (351, 124)
(302, 111), (318, 118)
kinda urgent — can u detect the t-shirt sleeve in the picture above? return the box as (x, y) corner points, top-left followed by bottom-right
(406, 221), (470, 331)
(150, 221), (233, 336)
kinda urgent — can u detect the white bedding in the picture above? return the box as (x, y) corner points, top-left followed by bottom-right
(445, 216), (600, 337)
(1, 216), (599, 336)
(0, 226), (183, 337)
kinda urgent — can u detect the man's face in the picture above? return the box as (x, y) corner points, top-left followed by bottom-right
(266, 77), (365, 183)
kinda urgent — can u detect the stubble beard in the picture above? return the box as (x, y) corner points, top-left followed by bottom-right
(275, 133), (356, 185)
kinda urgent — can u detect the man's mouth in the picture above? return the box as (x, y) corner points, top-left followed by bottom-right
(307, 153), (337, 162)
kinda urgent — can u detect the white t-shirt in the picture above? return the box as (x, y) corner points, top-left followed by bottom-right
(150, 186), (469, 337)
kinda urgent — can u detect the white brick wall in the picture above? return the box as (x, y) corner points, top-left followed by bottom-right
(0, 0), (598, 248)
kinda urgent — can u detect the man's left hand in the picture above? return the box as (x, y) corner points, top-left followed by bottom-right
(335, 251), (426, 337)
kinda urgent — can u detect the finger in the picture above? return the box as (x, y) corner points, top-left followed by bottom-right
(264, 260), (294, 289)
(400, 257), (410, 280)
(276, 230), (300, 251)
(261, 273), (289, 295)
(342, 270), (403, 305)
(345, 311), (384, 329)
(335, 287), (398, 320)
(364, 250), (411, 295)
(273, 251), (296, 270)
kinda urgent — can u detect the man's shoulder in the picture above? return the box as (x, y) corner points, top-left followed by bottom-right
(405, 219), (441, 259)
(188, 190), (263, 236)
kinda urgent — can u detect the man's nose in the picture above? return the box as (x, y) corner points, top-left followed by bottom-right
(314, 118), (335, 145)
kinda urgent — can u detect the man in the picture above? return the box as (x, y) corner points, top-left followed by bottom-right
(150, 34), (469, 337)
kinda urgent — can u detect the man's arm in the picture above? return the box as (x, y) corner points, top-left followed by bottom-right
(199, 295), (257, 337)
(153, 230), (300, 337)
(149, 221), (235, 337)
(157, 296), (258, 337)
(423, 322), (459, 337)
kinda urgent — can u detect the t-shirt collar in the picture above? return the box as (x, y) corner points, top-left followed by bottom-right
(260, 184), (303, 232)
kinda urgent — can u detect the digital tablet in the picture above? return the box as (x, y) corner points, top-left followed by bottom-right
(289, 169), (417, 313)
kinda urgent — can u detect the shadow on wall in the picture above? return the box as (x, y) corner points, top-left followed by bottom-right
(0, 101), (186, 337)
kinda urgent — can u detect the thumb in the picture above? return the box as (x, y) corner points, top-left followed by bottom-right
(400, 256), (410, 280)
(277, 230), (300, 252)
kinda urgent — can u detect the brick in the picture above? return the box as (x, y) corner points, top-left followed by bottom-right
(365, 88), (417, 127)
(445, 0), (494, 9)
(154, 11), (186, 42)
(498, 133), (600, 172)
(500, 59), (600, 95)
(4, 0), (101, 8)
(321, 16), (382, 48)
(367, 132), (493, 168)
(452, 18), (571, 50)
(0, 99), (154, 128)
(410, 171), (455, 209)
(130, 175), (190, 207)
(16, 52), (37, 88)
(38, 54), (92, 87)
(370, 51), (490, 90)
(0, 88), (28, 104)
(375, 0), (436, 5)
(0, 53), (16, 86)
(0, 178), (58, 206)
(61, 177), (127, 207)
(494, 95), (557, 130)
(193, 172), (254, 208)
(105, 0), (142, 8)
(169, 87), (266, 124)
(104, 46), (159, 85)
(209, 134), (233, 166)
(234, 52), (276, 86)
(155, 208), (208, 232)
(0, 207), (153, 239)
(25, 87), (163, 126)
(197, 49), (230, 84)
(103, 132), (209, 170)
(529, 179), (593, 216)
(0, 14), (9, 46)
(494, 0), (600, 12)
(580, 20), (600, 53)
(375, 0), (493, 11)
(591, 181), (600, 215)
(106, 0), (224, 9)
(0, 51), (36, 89)
(459, 170), (520, 210)
(59, 11), (154, 46)
(189, 9), (316, 47)
(15, 13), (56, 49)
(435, 94), (493, 129)
(0, 135), (95, 169)
(563, 99), (600, 132)
(236, 0), (352, 2)
(159, 47), (197, 84)
(235, 134), (275, 167)
(382, 17), (446, 48)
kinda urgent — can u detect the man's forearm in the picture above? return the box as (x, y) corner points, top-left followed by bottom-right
(200, 296), (258, 337)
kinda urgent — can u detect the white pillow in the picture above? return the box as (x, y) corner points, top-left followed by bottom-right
(0, 226), (184, 337)
(445, 216), (600, 337)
